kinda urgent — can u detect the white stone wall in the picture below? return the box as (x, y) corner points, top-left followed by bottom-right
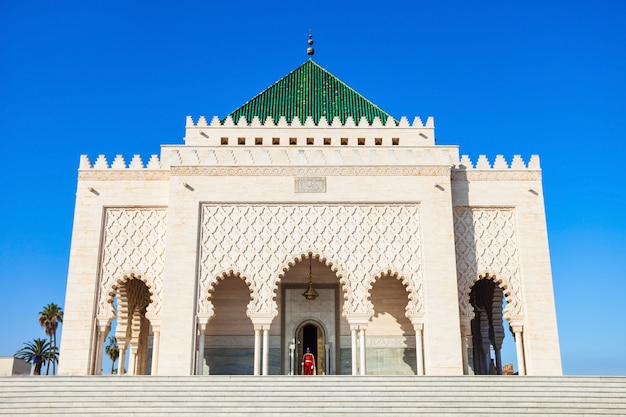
(59, 156), (169, 376)
(59, 120), (561, 376)
(451, 155), (562, 375)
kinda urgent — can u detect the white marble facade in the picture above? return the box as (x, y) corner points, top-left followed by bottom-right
(59, 113), (562, 377)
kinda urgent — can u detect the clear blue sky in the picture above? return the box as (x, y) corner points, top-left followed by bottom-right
(0, 0), (624, 376)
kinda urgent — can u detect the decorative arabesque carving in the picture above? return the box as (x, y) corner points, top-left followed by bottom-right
(170, 166), (450, 177)
(198, 204), (423, 320)
(453, 207), (524, 321)
(97, 208), (167, 324)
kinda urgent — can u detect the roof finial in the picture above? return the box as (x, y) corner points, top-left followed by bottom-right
(307, 31), (315, 58)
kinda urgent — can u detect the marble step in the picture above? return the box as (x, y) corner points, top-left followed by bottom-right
(1, 376), (625, 416)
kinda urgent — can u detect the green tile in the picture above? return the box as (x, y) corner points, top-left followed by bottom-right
(225, 60), (396, 126)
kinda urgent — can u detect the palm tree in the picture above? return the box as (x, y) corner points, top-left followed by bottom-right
(105, 336), (119, 374)
(38, 303), (64, 375)
(14, 338), (56, 375)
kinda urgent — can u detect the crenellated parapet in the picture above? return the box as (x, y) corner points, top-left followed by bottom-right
(79, 146), (457, 178)
(455, 154), (540, 170)
(78, 154), (169, 181)
(183, 115), (436, 147)
(79, 154), (164, 170)
(77, 150), (542, 183)
(452, 155), (541, 181)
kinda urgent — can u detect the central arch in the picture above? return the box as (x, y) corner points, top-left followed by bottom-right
(279, 253), (343, 375)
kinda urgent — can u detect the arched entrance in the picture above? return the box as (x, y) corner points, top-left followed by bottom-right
(106, 276), (153, 375)
(279, 254), (342, 375)
(367, 274), (416, 375)
(202, 274), (255, 375)
(469, 278), (517, 375)
(296, 321), (325, 375)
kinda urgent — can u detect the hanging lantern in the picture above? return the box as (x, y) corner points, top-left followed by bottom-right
(302, 257), (319, 300)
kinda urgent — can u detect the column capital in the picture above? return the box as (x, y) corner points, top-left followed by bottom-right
(196, 317), (209, 334)
(96, 317), (111, 332)
(411, 321), (424, 332)
(345, 313), (370, 327)
(408, 314), (424, 331)
(251, 316), (273, 331)
(510, 321), (524, 333)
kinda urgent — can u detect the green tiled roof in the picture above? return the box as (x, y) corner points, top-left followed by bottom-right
(226, 59), (396, 125)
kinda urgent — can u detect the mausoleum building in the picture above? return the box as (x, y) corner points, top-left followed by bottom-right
(59, 45), (561, 377)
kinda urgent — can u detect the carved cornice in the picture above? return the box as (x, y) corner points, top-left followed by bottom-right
(451, 170), (541, 182)
(171, 166), (450, 177)
(79, 170), (170, 181)
(79, 167), (541, 180)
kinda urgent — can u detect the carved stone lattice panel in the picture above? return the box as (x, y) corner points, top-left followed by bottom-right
(453, 207), (523, 321)
(97, 208), (167, 323)
(198, 204), (423, 320)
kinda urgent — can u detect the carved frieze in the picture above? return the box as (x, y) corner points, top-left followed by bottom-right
(451, 170), (541, 182)
(197, 204), (424, 320)
(172, 166), (449, 177)
(97, 208), (167, 323)
(453, 207), (524, 321)
(78, 171), (170, 181)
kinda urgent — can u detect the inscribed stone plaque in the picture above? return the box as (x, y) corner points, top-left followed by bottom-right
(295, 177), (326, 193)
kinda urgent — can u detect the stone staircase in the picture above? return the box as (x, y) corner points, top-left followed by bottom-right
(1, 375), (625, 416)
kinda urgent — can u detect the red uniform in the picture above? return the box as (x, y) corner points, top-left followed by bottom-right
(302, 352), (315, 375)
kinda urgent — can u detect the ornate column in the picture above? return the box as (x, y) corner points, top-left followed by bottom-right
(512, 324), (526, 375)
(494, 346), (503, 375)
(491, 293), (505, 375)
(118, 345), (126, 375)
(358, 327), (366, 375)
(150, 324), (160, 375)
(253, 326), (262, 376)
(127, 344), (136, 375)
(196, 319), (208, 375)
(127, 309), (141, 376)
(94, 320), (109, 375)
(350, 326), (358, 375)
(137, 315), (150, 375)
(347, 315), (369, 376)
(411, 319), (424, 376)
(262, 327), (270, 376)
(251, 317), (273, 376)
(460, 318), (472, 375)
(479, 309), (491, 374)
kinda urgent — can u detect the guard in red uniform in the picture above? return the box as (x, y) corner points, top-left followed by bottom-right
(302, 347), (315, 375)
